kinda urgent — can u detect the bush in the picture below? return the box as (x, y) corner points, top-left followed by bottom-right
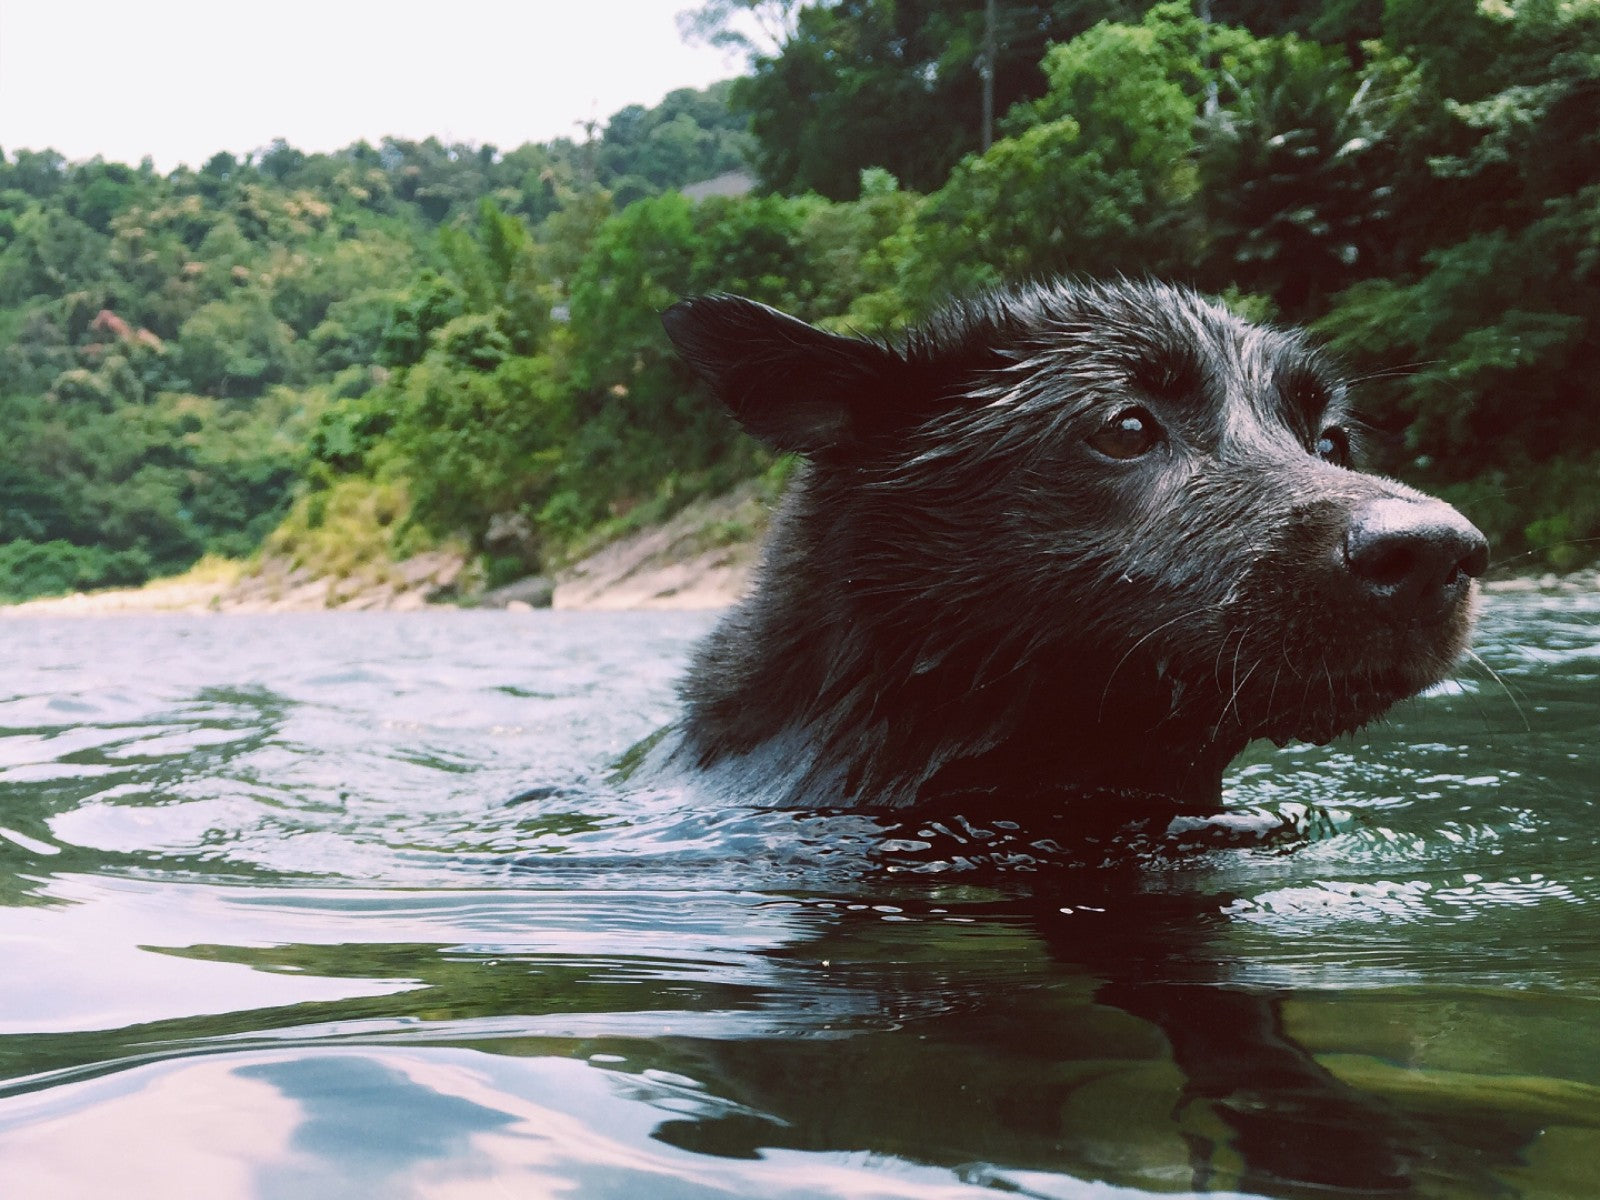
(0, 539), (153, 601)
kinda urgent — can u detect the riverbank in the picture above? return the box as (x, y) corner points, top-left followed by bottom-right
(1481, 569), (1600, 594)
(2, 483), (1593, 617)
(0, 482), (771, 617)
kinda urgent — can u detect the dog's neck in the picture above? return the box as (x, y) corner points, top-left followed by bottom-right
(679, 484), (1241, 811)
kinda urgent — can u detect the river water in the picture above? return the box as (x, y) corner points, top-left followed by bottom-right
(0, 593), (1595, 1199)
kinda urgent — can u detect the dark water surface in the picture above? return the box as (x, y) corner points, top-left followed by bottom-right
(0, 595), (1595, 1199)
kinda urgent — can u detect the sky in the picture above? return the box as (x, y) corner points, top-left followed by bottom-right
(0, 0), (745, 171)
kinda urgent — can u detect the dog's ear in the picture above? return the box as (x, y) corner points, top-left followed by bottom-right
(661, 295), (904, 455)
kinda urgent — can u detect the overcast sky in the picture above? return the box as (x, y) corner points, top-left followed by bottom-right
(0, 0), (743, 171)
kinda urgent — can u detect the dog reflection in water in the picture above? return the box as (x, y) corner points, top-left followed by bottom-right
(641, 279), (1496, 1195)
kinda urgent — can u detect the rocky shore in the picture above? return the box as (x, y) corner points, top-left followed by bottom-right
(1481, 569), (1600, 595)
(0, 483), (771, 618)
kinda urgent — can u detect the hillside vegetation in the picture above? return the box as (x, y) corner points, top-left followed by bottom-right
(2, 0), (1596, 603)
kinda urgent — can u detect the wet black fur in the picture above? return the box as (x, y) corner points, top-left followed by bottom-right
(660, 279), (1481, 811)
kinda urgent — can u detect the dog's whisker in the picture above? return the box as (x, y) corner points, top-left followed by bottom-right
(1225, 657), (1265, 727)
(1463, 649), (1531, 733)
(1265, 631), (1291, 717)
(1097, 608), (1210, 723)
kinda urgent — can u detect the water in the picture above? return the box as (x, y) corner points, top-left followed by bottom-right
(0, 595), (1595, 1199)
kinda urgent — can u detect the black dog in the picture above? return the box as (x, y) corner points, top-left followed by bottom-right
(659, 279), (1487, 811)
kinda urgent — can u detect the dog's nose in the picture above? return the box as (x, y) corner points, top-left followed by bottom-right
(1344, 498), (1489, 617)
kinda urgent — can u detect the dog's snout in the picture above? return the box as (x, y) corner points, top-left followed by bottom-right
(1343, 498), (1489, 616)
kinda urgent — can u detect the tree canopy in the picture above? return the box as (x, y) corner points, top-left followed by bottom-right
(2, 1), (1596, 602)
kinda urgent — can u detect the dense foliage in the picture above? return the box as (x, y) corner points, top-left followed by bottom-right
(0, 86), (753, 599)
(2, 3), (1595, 601)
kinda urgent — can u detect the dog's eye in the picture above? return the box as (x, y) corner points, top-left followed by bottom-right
(1090, 407), (1162, 460)
(1315, 426), (1350, 466)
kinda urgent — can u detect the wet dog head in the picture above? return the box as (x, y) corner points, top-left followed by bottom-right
(664, 280), (1487, 806)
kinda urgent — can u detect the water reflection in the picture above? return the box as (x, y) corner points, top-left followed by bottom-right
(0, 597), (1594, 1198)
(11, 872), (1568, 1195)
(240, 1056), (518, 1197)
(7, 1047), (1126, 1200)
(613, 876), (1540, 1198)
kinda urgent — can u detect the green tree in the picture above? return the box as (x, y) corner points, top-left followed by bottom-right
(381, 355), (570, 549)
(549, 190), (819, 532)
(1316, 0), (1600, 566)
(377, 272), (466, 368)
(175, 293), (305, 398)
(891, 3), (1230, 306)
(0, 207), (110, 303)
(732, 0), (1140, 198)
(1194, 38), (1416, 317)
(597, 82), (754, 194)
